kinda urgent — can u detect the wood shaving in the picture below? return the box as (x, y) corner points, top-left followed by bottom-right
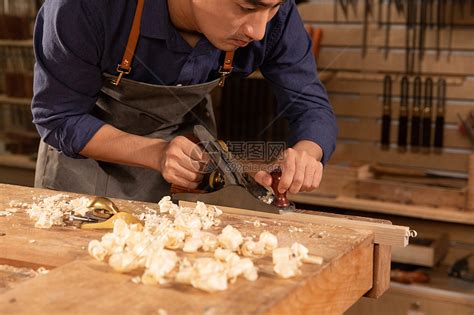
(21, 194), (91, 229)
(272, 242), (323, 279)
(288, 226), (303, 233)
(81, 196), (321, 291)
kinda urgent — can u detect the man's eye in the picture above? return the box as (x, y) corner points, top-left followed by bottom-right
(240, 6), (256, 12)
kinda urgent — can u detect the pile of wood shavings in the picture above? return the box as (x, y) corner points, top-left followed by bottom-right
(88, 197), (324, 293)
(14, 194), (91, 229)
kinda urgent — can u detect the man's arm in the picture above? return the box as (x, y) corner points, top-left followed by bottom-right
(33, 1), (205, 189)
(80, 125), (207, 188)
(255, 1), (338, 193)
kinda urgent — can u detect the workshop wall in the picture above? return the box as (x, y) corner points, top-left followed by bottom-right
(302, 0), (474, 174)
(0, 0), (39, 157)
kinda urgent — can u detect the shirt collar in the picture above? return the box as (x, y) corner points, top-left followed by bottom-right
(140, 0), (217, 55)
(140, 0), (169, 40)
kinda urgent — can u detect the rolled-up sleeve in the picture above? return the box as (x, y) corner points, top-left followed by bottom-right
(32, 0), (105, 158)
(260, 2), (337, 165)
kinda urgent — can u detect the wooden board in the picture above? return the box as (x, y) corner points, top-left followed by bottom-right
(355, 179), (466, 210)
(0, 184), (380, 314)
(337, 118), (471, 150)
(180, 201), (409, 248)
(391, 233), (449, 267)
(299, 2), (474, 26)
(332, 143), (469, 173)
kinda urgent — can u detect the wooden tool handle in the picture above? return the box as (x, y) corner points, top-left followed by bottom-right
(411, 115), (421, 147)
(390, 269), (430, 284)
(271, 168), (290, 208)
(422, 116), (432, 148)
(398, 115), (408, 147)
(434, 116), (444, 148)
(381, 114), (391, 148)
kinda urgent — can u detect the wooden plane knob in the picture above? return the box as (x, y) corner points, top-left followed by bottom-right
(271, 168), (290, 208)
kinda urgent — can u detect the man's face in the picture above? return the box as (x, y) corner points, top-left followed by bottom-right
(191, 0), (284, 51)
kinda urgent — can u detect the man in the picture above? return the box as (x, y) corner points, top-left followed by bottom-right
(32, 0), (337, 202)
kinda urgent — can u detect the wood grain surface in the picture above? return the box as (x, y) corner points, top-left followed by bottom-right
(0, 184), (377, 314)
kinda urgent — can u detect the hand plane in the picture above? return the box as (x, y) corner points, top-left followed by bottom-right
(171, 125), (295, 214)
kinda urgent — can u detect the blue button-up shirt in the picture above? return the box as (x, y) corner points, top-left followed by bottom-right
(32, 0), (337, 164)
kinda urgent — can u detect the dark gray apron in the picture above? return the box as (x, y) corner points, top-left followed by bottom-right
(34, 74), (220, 202)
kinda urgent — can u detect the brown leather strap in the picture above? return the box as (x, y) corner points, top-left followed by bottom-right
(112, 0), (145, 86)
(218, 51), (235, 87)
(112, 0), (234, 87)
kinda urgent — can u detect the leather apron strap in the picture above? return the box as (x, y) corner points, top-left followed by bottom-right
(112, 0), (235, 87)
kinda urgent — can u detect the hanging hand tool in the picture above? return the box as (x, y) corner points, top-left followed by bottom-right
(460, 0), (466, 18)
(434, 78), (446, 150)
(377, 0), (384, 27)
(419, 0), (428, 66)
(457, 111), (474, 145)
(362, 0), (372, 58)
(398, 76), (409, 150)
(411, 76), (422, 148)
(436, 0), (446, 60)
(447, 0), (455, 60)
(422, 78), (434, 149)
(427, 0), (435, 28)
(381, 75), (392, 149)
(394, 0), (404, 13)
(405, 0), (418, 74)
(340, 0), (350, 19)
(384, 0), (392, 59)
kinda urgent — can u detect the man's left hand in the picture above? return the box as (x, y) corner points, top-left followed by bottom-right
(254, 140), (324, 194)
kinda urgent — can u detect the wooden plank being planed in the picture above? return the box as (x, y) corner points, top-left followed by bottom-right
(180, 201), (410, 247)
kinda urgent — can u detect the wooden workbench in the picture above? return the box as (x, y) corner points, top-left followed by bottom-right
(0, 184), (397, 314)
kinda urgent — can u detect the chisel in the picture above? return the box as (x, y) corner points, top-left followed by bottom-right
(378, 0), (383, 27)
(381, 75), (392, 149)
(434, 78), (446, 150)
(384, 0), (392, 59)
(398, 76), (409, 150)
(447, 0), (455, 60)
(411, 76), (422, 149)
(362, 0), (372, 58)
(419, 0), (428, 64)
(436, 0), (446, 60)
(422, 78), (434, 149)
(405, 0), (417, 74)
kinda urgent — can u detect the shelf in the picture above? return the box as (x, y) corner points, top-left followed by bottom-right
(0, 153), (36, 170)
(0, 39), (33, 47)
(0, 94), (31, 106)
(289, 193), (474, 225)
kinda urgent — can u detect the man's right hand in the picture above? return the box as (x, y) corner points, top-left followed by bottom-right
(80, 125), (208, 189)
(156, 136), (209, 189)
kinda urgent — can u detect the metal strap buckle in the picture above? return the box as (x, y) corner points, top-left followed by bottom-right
(218, 65), (233, 88)
(112, 64), (132, 86)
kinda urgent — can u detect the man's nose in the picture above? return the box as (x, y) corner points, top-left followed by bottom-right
(242, 12), (269, 41)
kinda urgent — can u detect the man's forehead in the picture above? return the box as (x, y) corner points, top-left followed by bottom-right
(243, 0), (286, 8)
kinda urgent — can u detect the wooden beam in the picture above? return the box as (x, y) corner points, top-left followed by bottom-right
(298, 2), (474, 26)
(179, 201), (410, 247)
(332, 143), (469, 173)
(310, 24), (474, 51)
(330, 94), (473, 125)
(289, 193), (474, 225)
(324, 74), (474, 101)
(364, 244), (391, 298)
(318, 49), (474, 76)
(337, 119), (471, 149)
